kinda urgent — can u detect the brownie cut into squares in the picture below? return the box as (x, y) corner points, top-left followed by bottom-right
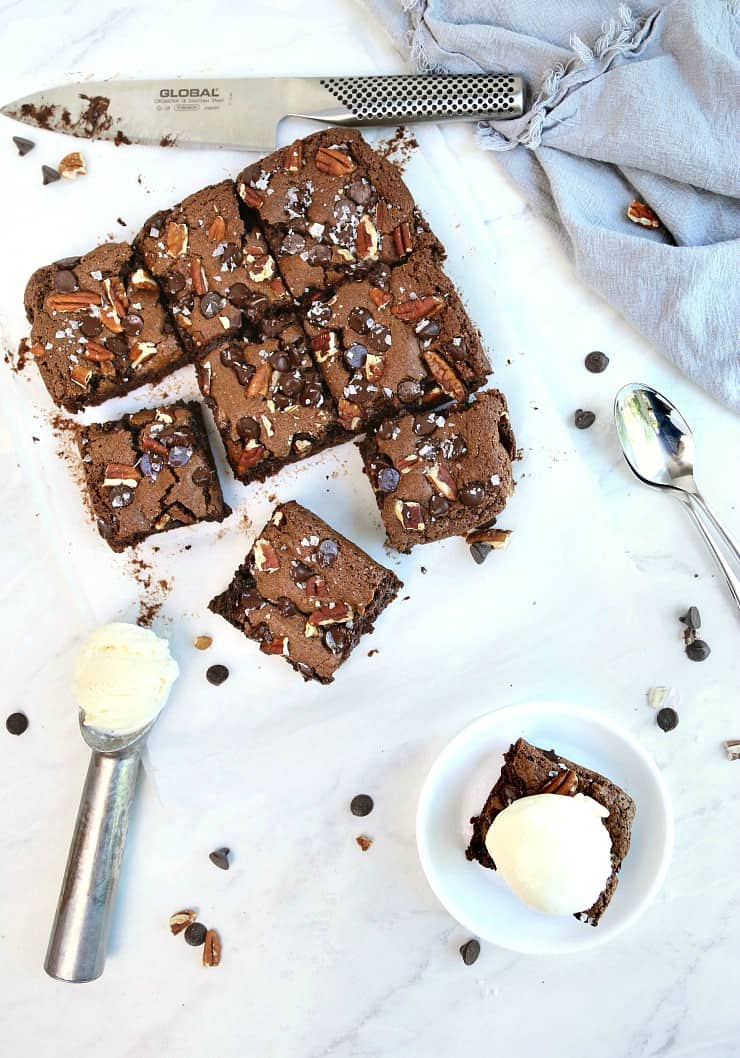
(466, 738), (636, 926)
(196, 314), (346, 485)
(209, 501), (402, 683)
(236, 126), (443, 300)
(134, 179), (290, 353)
(23, 242), (189, 413)
(79, 401), (231, 552)
(359, 389), (515, 553)
(302, 249), (491, 431)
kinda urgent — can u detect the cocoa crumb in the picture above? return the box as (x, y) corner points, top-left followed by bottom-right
(375, 126), (419, 171)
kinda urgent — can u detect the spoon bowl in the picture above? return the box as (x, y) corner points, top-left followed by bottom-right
(614, 383), (697, 492)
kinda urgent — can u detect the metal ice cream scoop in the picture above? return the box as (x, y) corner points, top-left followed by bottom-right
(43, 715), (154, 982)
(614, 383), (740, 613)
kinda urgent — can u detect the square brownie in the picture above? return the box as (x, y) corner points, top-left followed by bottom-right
(24, 242), (188, 412)
(466, 738), (636, 926)
(79, 401), (231, 551)
(236, 126), (443, 299)
(358, 389), (515, 552)
(196, 315), (345, 485)
(134, 180), (290, 352)
(302, 250), (491, 431)
(209, 501), (401, 683)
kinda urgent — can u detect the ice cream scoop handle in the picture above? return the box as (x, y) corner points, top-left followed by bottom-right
(44, 748), (142, 982)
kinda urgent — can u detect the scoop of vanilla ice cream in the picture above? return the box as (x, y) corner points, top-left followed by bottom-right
(73, 623), (179, 735)
(485, 793), (612, 916)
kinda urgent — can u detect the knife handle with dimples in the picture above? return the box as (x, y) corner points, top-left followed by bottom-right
(292, 74), (525, 126)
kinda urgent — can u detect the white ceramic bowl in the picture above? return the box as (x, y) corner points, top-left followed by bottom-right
(416, 700), (673, 954)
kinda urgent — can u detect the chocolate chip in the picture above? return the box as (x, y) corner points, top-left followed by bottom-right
(168, 445), (193, 468)
(280, 374), (303, 399)
(242, 292), (270, 323)
(277, 596), (297, 617)
(459, 939), (480, 965)
(290, 561), (312, 588)
(344, 343), (367, 371)
(686, 639), (711, 661)
(377, 419), (399, 441)
(260, 314), (290, 338)
(324, 626), (348, 654)
(53, 269), (77, 293)
(317, 538), (339, 567)
(54, 255), (81, 269)
(227, 282), (250, 308)
(236, 416), (260, 441)
(657, 707), (679, 731)
(305, 298), (332, 327)
(413, 413), (437, 436)
(6, 712), (28, 735)
(13, 136), (35, 156)
(458, 482), (486, 507)
(680, 606), (701, 630)
(201, 292), (224, 319)
(140, 451), (164, 480)
(110, 485), (134, 508)
(585, 351), (609, 373)
(269, 350), (290, 372)
(300, 381), (324, 407)
(106, 335), (128, 357)
(367, 324), (390, 352)
(376, 466), (400, 493)
(348, 307), (373, 334)
(209, 847), (230, 871)
(416, 318), (441, 339)
(574, 409), (596, 430)
(470, 542), (491, 564)
(241, 589), (263, 611)
(350, 794), (374, 817)
(121, 313), (144, 337)
(281, 232), (305, 255)
(42, 165), (60, 185)
(221, 243), (243, 267)
(163, 270), (186, 295)
(397, 378), (422, 404)
(306, 244), (332, 266)
(346, 178), (372, 205)
(184, 922), (208, 946)
(429, 494), (450, 517)
(80, 315), (103, 338)
(206, 664), (229, 686)
(191, 465), (212, 486)
(444, 340), (468, 362)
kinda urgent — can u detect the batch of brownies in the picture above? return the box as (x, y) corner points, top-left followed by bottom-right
(22, 127), (517, 686)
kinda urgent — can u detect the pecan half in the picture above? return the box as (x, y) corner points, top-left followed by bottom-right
(627, 200), (660, 229)
(207, 215), (226, 242)
(47, 291), (100, 311)
(239, 184), (264, 209)
(190, 256), (208, 295)
(165, 221), (189, 256)
(237, 443), (266, 476)
(169, 909), (197, 935)
(392, 222), (412, 256)
(83, 340), (114, 362)
(283, 140), (303, 172)
(540, 768), (578, 796)
(394, 500), (425, 532)
(391, 296), (444, 322)
(422, 350), (466, 402)
(203, 929), (221, 967)
(427, 463), (458, 500)
(254, 538), (280, 572)
(315, 146), (356, 176)
(356, 215), (379, 261)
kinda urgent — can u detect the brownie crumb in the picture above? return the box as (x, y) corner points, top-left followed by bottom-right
(356, 835), (373, 851)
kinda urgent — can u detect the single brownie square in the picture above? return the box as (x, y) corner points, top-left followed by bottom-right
(134, 180), (290, 352)
(196, 315), (345, 485)
(79, 401), (231, 551)
(358, 389), (515, 553)
(209, 501), (401, 683)
(466, 738), (636, 926)
(237, 127), (443, 299)
(23, 242), (189, 413)
(302, 250), (490, 431)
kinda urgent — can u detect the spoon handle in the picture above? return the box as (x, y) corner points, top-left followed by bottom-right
(680, 492), (740, 613)
(44, 747), (142, 982)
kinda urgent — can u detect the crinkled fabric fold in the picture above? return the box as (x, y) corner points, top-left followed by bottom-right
(364, 0), (740, 411)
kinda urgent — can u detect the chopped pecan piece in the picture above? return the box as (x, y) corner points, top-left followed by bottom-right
(237, 442), (266, 476)
(103, 463), (141, 487)
(394, 500), (425, 532)
(369, 287), (391, 310)
(540, 768), (578, 796)
(165, 221), (189, 256)
(246, 362), (271, 397)
(239, 184), (264, 208)
(207, 215), (226, 242)
(390, 296), (444, 322)
(305, 602), (354, 630)
(365, 353), (384, 382)
(58, 151), (86, 179)
(83, 340), (114, 363)
(427, 463), (458, 500)
(247, 254), (275, 283)
(356, 215), (379, 261)
(311, 331), (339, 363)
(466, 527), (511, 549)
(254, 538), (280, 572)
(392, 222), (412, 256)
(169, 909), (197, 935)
(315, 146), (356, 176)
(260, 635), (289, 656)
(130, 341), (158, 368)
(422, 350), (466, 402)
(338, 398), (362, 431)
(190, 256), (208, 295)
(103, 277), (129, 318)
(396, 452), (420, 474)
(129, 268), (158, 292)
(47, 291), (100, 311)
(283, 139), (303, 172)
(627, 200), (661, 229)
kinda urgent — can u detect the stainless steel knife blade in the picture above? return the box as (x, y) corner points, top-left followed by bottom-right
(1, 75), (525, 151)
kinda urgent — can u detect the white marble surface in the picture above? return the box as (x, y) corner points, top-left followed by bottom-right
(1, 2), (739, 1056)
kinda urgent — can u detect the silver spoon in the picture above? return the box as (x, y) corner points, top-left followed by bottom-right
(614, 383), (740, 611)
(43, 714), (154, 982)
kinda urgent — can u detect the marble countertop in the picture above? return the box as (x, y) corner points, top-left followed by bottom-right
(1, 2), (738, 1056)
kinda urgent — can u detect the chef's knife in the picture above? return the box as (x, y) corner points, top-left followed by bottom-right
(1, 75), (525, 152)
